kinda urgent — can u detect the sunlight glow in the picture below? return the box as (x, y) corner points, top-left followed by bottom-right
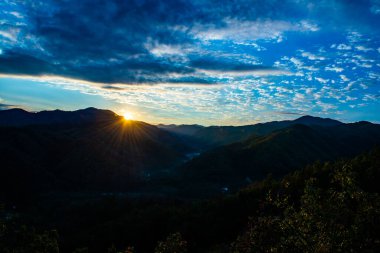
(123, 111), (134, 120)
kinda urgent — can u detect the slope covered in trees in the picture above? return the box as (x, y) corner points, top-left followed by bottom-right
(181, 122), (380, 195)
(1, 149), (379, 252)
(0, 110), (192, 199)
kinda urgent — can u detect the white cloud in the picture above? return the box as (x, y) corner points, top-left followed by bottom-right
(197, 69), (294, 77)
(368, 72), (380, 80)
(363, 94), (377, 101)
(355, 46), (373, 52)
(301, 52), (325, 61)
(325, 66), (344, 72)
(315, 77), (329, 84)
(305, 88), (315, 95)
(144, 39), (190, 57)
(345, 96), (357, 101)
(0, 28), (19, 42)
(336, 44), (352, 50)
(316, 101), (337, 111)
(234, 42), (266, 51)
(9, 11), (23, 19)
(340, 75), (350, 82)
(290, 57), (303, 67)
(191, 18), (319, 42)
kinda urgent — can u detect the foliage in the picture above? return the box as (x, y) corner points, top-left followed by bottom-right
(1, 149), (379, 252)
(0, 224), (59, 253)
(106, 245), (134, 253)
(154, 233), (188, 253)
(232, 159), (380, 253)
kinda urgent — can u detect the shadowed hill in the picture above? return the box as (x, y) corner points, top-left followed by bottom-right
(180, 122), (380, 195)
(0, 108), (378, 200)
(158, 115), (343, 149)
(0, 108), (192, 199)
(0, 107), (117, 126)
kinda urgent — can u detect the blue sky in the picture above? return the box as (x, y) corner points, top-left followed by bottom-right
(0, 0), (379, 125)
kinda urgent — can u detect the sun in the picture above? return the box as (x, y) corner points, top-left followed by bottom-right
(123, 112), (134, 120)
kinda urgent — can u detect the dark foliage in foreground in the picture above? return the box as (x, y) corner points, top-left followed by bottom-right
(1, 149), (380, 252)
(232, 159), (380, 252)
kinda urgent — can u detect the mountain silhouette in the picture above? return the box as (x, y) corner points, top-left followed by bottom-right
(0, 108), (192, 198)
(1, 108), (378, 199)
(159, 115), (343, 149)
(0, 107), (117, 126)
(180, 122), (380, 194)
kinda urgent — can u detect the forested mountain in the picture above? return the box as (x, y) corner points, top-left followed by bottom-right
(0, 108), (192, 199)
(0, 107), (117, 126)
(1, 149), (379, 253)
(1, 108), (379, 199)
(1, 108), (380, 252)
(181, 122), (380, 195)
(159, 115), (343, 149)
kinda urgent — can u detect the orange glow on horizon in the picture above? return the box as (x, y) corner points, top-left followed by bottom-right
(123, 111), (134, 120)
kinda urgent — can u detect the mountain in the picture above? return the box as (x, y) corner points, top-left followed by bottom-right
(0, 107), (117, 126)
(292, 115), (342, 126)
(0, 108), (192, 199)
(180, 122), (380, 195)
(1, 108), (376, 200)
(158, 115), (343, 149)
(157, 124), (204, 136)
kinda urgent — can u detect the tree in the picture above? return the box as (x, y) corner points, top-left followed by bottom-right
(232, 161), (380, 253)
(155, 232), (188, 253)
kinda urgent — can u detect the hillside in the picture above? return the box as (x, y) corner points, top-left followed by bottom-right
(0, 107), (119, 126)
(181, 122), (380, 195)
(159, 115), (343, 149)
(0, 108), (192, 198)
(1, 149), (379, 253)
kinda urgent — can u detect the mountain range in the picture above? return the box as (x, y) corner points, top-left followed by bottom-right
(0, 108), (191, 200)
(1, 108), (380, 198)
(158, 115), (343, 149)
(179, 121), (380, 195)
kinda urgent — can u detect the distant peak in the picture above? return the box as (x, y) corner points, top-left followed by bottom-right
(296, 115), (325, 120)
(0, 108), (31, 115)
(355, 121), (373, 125)
(0, 107), (118, 127)
(3, 108), (29, 112)
(293, 115), (342, 126)
(297, 115), (315, 119)
(83, 107), (98, 111)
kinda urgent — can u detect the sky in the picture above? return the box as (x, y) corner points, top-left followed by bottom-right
(0, 0), (379, 125)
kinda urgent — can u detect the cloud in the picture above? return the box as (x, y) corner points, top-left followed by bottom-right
(301, 52), (325, 61)
(1, 0), (378, 85)
(0, 51), (58, 75)
(190, 57), (281, 73)
(356, 45), (374, 52)
(191, 18), (318, 42)
(336, 44), (352, 50)
(0, 103), (15, 110)
(340, 75), (350, 82)
(370, 0), (380, 14)
(0, 28), (19, 42)
(315, 77), (329, 84)
(0, 97), (15, 110)
(0, 0), (379, 125)
(276, 111), (304, 115)
(325, 66), (344, 72)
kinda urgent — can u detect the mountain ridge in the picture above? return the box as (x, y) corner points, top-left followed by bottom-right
(0, 107), (118, 126)
(180, 121), (380, 195)
(158, 114), (344, 149)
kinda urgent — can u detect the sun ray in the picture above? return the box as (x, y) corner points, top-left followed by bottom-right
(123, 111), (134, 120)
